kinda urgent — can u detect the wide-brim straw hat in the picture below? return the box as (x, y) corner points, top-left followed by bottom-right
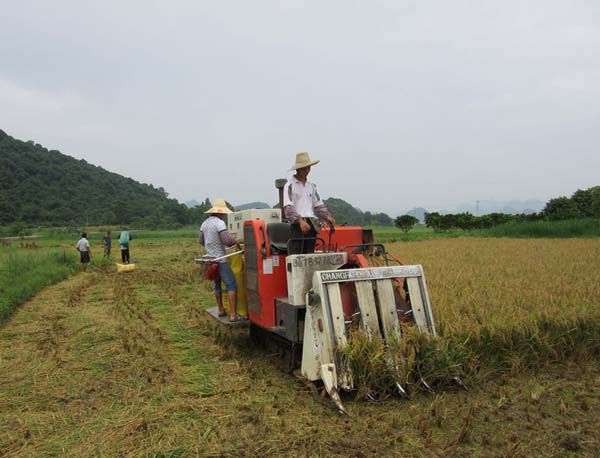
(205, 198), (233, 214)
(288, 152), (320, 171)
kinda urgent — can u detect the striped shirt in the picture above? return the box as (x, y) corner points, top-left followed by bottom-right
(199, 216), (236, 258)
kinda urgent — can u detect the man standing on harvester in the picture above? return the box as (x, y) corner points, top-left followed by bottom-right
(283, 152), (335, 254)
(199, 199), (244, 322)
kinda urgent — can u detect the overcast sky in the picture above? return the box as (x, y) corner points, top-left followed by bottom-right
(1, 1), (599, 215)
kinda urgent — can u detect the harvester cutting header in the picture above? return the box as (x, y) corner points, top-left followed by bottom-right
(197, 152), (437, 412)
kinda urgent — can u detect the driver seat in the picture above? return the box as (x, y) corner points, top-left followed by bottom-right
(267, 223), (291, 254)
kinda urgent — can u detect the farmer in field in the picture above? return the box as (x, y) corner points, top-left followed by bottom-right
(283, 152), (335, 254)
(199, 199), (244, 322)
(76, 232), (92, 272)
(102, 230), (112, 257)
(119, 228), (131, 264)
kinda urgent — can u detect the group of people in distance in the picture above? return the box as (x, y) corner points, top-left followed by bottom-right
(75, 152), (333, 322)
(199, 152), (335, 322)
(75, 229), (132, 272)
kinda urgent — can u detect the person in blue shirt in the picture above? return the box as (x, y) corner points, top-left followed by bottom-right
(102, 230), (112, 257)
(119, 229), (131, 264)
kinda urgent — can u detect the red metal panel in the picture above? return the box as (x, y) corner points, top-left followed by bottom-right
(244, 220), (288, 329)
(245, 223), (372, 329)
(318, 226), (364, 255)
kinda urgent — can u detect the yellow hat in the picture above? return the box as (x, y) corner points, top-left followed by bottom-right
(205, 198), (233, 214)
(288, 152), (320, 171)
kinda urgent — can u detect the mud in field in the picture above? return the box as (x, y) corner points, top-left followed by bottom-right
(0, 240), (599, 457)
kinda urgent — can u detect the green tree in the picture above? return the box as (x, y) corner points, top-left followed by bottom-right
(424, 212), (442, 231)
(543, 197), (581, 221)
(395, 215), (419, 233)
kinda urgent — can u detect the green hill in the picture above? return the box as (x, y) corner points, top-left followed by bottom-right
(0, 130), (395, 229)
(324, 197), (393, 226)
(0, 129), (189, 227)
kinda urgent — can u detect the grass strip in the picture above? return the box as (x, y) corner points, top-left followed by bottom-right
(0, 249), (78, 323)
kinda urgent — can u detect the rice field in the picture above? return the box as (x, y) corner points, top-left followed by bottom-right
(0, 235), (599, 456)
(393, 238), (600, 366)
(340, 238), (600, 399)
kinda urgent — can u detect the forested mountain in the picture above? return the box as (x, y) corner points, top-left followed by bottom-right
(324, 197), (393, 226)
(0, 130), (393, 228)
(0, 130), (192, 227)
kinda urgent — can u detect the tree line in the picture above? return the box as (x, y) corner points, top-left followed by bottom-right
(394, 186), (600, 232)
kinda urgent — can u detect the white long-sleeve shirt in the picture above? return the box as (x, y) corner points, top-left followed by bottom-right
(283, 176), (330, 222)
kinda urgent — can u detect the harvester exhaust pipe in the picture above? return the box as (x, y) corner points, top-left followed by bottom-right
(275, 178), (287, 221)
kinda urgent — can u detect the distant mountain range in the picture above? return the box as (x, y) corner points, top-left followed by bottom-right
(184, 199), (201, 208)
(452, 199), (545, 215)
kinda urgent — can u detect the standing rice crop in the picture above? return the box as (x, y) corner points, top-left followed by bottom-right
(386, 238), (600, 374)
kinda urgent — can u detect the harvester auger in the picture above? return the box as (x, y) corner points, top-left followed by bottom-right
(200, 179), (437, 413)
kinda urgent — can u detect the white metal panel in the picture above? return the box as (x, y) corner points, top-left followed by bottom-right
(325, 282), (353, 390)
(301, 280), (327, 381)
(318, 265), (423, 283)
(227, 208), (281, 242)
(355, 281), (381, 338)
(406, 277), (430, 334)
(286, 253), (347, 305)
(326, 283), (348, 349)
(375, 279), (401, 342)
(419, 271), (437, 335)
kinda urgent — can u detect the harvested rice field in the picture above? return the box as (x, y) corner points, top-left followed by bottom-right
(1, 237), (599, 457)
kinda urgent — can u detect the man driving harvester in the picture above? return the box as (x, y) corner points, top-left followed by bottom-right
(199, 199), (244, 322)
(283, 152), (335, 254)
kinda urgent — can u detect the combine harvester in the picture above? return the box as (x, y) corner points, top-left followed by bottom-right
(203, 180), (437, 412)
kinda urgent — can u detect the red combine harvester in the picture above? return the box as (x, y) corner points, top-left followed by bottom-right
(204, 180), (436, 411)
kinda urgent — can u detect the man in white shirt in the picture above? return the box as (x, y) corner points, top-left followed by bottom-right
(76, 232), (92, 272)
(283, 152), (335, 254)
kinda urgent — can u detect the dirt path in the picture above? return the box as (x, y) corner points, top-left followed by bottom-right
(1, 242), (599, 457)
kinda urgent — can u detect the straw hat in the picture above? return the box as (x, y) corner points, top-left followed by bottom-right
(288, 152), (320, 171)
(205, 198), (233, 214)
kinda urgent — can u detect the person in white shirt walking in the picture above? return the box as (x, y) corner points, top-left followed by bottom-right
(283, 152), (335, 254)
(76, 232), (92, 272)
